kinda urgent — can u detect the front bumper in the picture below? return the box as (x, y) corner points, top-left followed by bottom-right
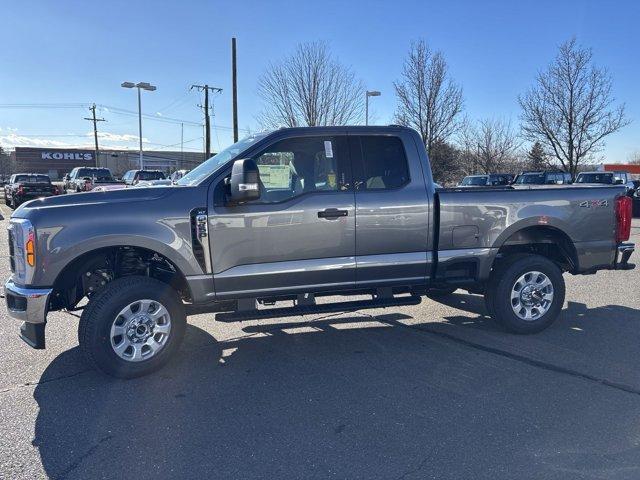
(615, 242), (635, 270)
(4, 280), (52, 349)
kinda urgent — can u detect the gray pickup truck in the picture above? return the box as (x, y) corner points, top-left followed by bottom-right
(4, 126), (635, 378)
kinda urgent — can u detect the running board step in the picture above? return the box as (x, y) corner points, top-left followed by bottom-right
(215, 295), (422, 322)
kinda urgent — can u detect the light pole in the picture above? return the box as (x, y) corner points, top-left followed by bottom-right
(121, 81), (157, 169)
(365, 90), (381, 126)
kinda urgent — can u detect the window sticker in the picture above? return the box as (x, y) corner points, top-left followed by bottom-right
(324, 140), (334, 158)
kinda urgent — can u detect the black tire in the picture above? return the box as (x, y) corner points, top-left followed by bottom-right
(426, 286), (458, 298)
(484, 254), (565, 334)
(78, 276), (186, 378)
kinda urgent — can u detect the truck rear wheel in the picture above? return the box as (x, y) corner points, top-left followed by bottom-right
(78, 276), (186, 378)
(485, 254), (565, 334)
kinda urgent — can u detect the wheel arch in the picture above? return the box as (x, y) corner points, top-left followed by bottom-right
(494, 224), (579, 273)
(50, 245), (192, 310)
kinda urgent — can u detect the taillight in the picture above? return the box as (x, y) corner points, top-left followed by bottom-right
(615, 196), (632, 243)
(25, 230), (35, 267)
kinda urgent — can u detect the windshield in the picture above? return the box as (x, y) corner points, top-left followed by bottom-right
(515, 173), (545, 184)
(460, 176), (488, 186)
(576, 173), (613, 184)
(78, 168), (113, 180)
(137, 171), (165, 181)
(15, 175), (50, 183)
(177, 133), (269, 186)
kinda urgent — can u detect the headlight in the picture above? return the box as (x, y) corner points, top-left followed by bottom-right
(9, 218), (36, 285)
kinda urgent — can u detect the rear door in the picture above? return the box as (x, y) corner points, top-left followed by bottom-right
(209, 133), (356, 299)
(350, 132), (431, 288)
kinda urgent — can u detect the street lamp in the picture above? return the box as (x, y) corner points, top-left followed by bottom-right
(121, 81), (157, 169)
(365, 90), (381, 126)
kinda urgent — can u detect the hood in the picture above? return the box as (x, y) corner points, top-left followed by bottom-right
(12, 186), (174, 216)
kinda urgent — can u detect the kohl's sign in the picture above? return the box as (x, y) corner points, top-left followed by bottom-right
(41, 152), (93, 161)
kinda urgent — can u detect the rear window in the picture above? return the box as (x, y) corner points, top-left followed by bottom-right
(576, 173), (613, 184)
(515, 174), (545, 184)
(136, 171), (166, 181)
(15, 175), (50, 183)
(357, 136), (409, 190)
(461, 176), (488, 186)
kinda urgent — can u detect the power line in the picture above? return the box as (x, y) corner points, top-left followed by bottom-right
(0, 103), (91, 109)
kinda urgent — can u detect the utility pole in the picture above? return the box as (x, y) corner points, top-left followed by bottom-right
(84, 104), (106, 167)
(191, 84), (222, 158)
(180, 122), (184, 166)
(232, 37), (239, 143)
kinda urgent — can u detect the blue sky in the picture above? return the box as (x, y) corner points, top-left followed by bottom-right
(1, 0), (639, 161)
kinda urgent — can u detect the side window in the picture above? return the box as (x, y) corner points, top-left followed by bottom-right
(252, 136), (347, 203)
(356, 136), (409, 190)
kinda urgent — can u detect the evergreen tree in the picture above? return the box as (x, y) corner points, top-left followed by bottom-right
(527, 142), (547, 171)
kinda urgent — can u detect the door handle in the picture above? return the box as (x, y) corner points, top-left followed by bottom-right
(318, 208), (348, 219)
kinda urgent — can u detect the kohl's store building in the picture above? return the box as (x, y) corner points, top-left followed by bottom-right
(10, 147), (206, 179)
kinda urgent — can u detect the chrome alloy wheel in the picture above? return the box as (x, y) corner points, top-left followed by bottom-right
(510, 271), (554, 321)
(110, 299), (172, 362)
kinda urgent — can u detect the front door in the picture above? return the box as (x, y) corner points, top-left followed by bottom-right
(209, 134), (355, 299)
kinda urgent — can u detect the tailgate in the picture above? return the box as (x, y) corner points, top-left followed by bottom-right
(21, 183), (54, 195)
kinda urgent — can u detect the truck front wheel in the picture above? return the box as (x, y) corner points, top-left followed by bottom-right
(485, 254), (565, 334)
(78, 276), (186, 378)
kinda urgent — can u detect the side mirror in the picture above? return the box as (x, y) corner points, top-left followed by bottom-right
(64, 174), (70, 181)
(229, 158), (260, 204)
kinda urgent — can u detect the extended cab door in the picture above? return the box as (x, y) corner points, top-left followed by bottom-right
(350, 132), (432, 288)
(209, 133), (356, 299)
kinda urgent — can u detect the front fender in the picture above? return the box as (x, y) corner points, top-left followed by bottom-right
(17, 188), (206, 286)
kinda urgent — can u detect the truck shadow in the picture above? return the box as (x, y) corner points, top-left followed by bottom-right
(31, 299), (640, 479)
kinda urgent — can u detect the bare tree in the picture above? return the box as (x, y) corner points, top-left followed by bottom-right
(258, 42), (364, 127)
(519, 38), (630, 176)
(394, 39), (464, 155)
(458, 118), (520, 174)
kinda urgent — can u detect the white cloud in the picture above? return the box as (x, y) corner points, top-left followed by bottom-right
(0, 133), (74, 149)
(0, 132), (150, 150)
(96, 132), (150, 143)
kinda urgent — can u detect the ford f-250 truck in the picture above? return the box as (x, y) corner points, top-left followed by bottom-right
(4, 126), (635, 378)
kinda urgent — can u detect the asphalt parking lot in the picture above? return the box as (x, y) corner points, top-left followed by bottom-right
(0, 202), (639, 480)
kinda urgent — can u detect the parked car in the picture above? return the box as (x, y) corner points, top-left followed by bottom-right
(513, 171), (573, 185)
(92, 184), (129, 192)
(134, 179), (173, 187)
(122, 169), (166, 185)
(575, 171), (635, 194)
(3, 173), (59, 208)
(458, 174), (513, 187)
(63, 167), (121, 193)
(4, 126), (635, 378)
(169, 169), (190, 183)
